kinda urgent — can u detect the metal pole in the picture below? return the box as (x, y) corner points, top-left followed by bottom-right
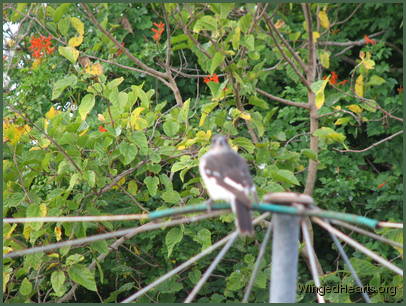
(269, 213), (300, 303)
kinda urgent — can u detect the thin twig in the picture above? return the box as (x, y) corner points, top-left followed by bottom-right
(3, 214), (147, 224)
(256, 88), (309, 109)
(335, 130), (403, 153)
(378, 222), (403, 229)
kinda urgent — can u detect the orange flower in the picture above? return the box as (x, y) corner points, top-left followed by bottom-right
(204, 73), (220, 84)
(29, 35), (54, 58)
(329, 71), (338, 85)
(98, 125), (107, 132)
(151, 22), (165, 42)
(337, 79), (349, 86)
(364, 35), (376, 45)
(397, 86), (403, 94)
(116, 42), (125, 57)
(377, 182), (386, 189)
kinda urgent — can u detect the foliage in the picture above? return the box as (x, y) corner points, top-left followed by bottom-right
(3, 2), (403, 303)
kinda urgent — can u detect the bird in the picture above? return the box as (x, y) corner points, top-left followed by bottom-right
(199, 135), (255, 236)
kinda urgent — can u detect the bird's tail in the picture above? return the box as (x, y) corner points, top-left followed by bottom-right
(233, 198), (254, 236)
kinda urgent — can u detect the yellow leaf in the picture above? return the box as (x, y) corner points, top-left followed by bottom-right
(199, 113), (208, 127)
(334, 106), (341, 110)
(112, 177), (126, 190)
(318, 11), (330, 29)
(334, 117), (349, 125)
(32, 58), (42, 69)
(3, 271), (11, 293)
(70, 17), (84, 36)
(359, 51), (365, 60)
(79, 129), (88, 136)
(133, 246), (141, 255)
(85, 63), (104, 76)
(313, 32), (320, 42)
(320, 51), (330, 69)
(40, 203), (47, 217)
(315, 78), (329, 109)
(5, 224), (18, 240)
(68, 35), (83, 47)
(23, 225), (31, 240)
(355, 75), (364, 97)
(47, 253), (60, 258)
(29, 147), (41, 151)
(129, 107), (147, 130)
(177, 145), (186, 150)
(3, 122), (31, 145)
(3, 247), (13, 255)
(45, 106), (60, 119)
(347, 104), (363, 114)
(239, 112), (251, 121)
(46, 263), (59, 271)
(54, 226), (62, 241)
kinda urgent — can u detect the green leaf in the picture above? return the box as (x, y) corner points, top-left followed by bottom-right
(199, 102), (219, 126)
(232, 26), (241, 50)
(193, 15), (217, 33)
(78, 94), (95, 121)
(249, 96), (269, 110)
(161, 190), (181, 204)
(129, 131), (148, 155)
(171, 155), (192, 173)
(66, 254), (84, 266)
(58, 46), (79, 63)
(51, 75), (77, 100)
(239, 13), (252, 33)
(320, 51), (330, 68)
(270, 168), (300, 186)
(11, 3), (27, 22)
(68, 264), (97, 291)
(193, 228), (212, 250)
(301, 149), (318, 160)
(58, 17), (71, 36)
(232, 137), (255, 153)
(107, 77), (124, 90)
(367, 75), (386, 86)
(313, 127), (346, 146)
(118, 142), (138, 165)
(19, 278), (32, 296)
(178, 98), (190, 124)
(163, 120), (180, 137)
(188, 270), (202, 285)
(68, 173), (80, 191)
(311, 78), (329, 109)
(128, 180), (138, 195)
(51, 271), (66, 297)
(165, 227), (183, 257)
(83, 170), (96, 188)
(144, 176), (159, 197)
(210, 52), (225, 74)
(226, 271), (244, 291)
(53, 3), (71, 23)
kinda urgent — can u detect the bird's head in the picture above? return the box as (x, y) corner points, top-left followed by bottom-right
(210, 134), (230, 151)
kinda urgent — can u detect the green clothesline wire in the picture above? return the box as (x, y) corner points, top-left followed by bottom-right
(149, 202), (379, 229)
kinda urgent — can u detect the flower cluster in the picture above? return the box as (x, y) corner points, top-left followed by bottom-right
(152, 22), (165, 42)
(363, 35), (376, 45)
(29, 35), (54, 58)
(203, 73), (219, 84)
(323, 71), (348, 86)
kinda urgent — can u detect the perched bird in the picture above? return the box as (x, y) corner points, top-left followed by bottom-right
(199, 135), (255, 236)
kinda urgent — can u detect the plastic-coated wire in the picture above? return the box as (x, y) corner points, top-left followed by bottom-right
(326, 220), (371, 303)
(312, 217), (403, 276)
(3, 211), (225, 259)
(331, 219), (402, 249)
(301, 220), (325, 303)
(242, 221), (273, 303)
(121, 213), (270, 303)
(184, 233), (239, 303)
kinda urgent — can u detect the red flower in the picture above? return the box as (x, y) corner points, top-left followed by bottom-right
(151, 22), (165, 42)
(397, 86), (403, 94)
(29, 35), (54, 58)
(98, 125), (107, 132)
(204, 73), (220, 84)
(364, 35), (376, 45)
(329, 71), (338, 85)
(377, 182), (386, 189)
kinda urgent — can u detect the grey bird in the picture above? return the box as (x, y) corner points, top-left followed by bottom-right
(199, 135), (255, 236)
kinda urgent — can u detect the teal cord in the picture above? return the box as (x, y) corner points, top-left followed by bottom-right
(148, 202), (379, 229)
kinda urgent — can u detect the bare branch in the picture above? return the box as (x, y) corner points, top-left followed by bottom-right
(319, 31), (385, 47)
(331, 4), (363, 27)
(256, 88), (309, 109)
(335, 130), (403, 153)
